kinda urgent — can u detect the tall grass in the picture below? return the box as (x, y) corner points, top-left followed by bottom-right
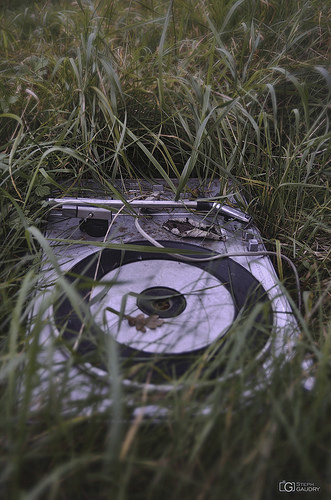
(0, 1), (330, 499)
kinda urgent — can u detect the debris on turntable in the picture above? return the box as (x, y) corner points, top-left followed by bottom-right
(163, 217), (227, 241)
(127, 313), (164, 333)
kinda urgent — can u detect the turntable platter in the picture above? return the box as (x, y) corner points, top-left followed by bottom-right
(90, 259), (235, 354)
(53, 241), (272, 379)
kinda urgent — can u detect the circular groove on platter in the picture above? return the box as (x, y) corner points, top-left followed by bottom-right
(53, 240), (272, 381)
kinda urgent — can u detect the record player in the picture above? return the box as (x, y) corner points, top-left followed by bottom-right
(29, 178), (300, 417)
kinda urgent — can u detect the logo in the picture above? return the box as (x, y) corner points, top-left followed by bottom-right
(279, 482), (295, 493)
(278, 481), (321, 493)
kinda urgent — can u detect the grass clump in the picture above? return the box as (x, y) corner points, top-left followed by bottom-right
(0, 1), (330, 499)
